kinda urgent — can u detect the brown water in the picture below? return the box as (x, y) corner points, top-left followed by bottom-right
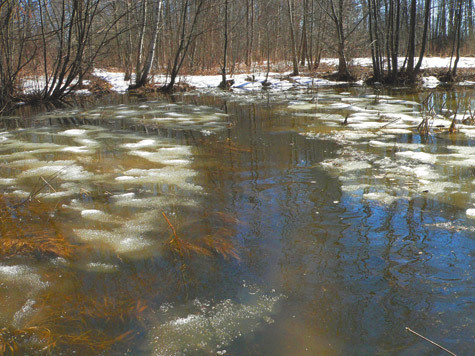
(0, 87), (473, 355)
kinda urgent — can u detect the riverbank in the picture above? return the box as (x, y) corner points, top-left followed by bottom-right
(15, 57), (475, 101)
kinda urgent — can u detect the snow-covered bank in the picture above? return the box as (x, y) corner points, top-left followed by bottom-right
(92, 69), (351, 94)
(18, 57), (475, 97)
(322, 56), (475, 69)
(93, 57), (474, 93)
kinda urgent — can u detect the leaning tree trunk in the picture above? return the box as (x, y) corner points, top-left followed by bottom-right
(414, 0), (432, 73)
(451, 0), (463, 78)
(162, 0), (204, 92)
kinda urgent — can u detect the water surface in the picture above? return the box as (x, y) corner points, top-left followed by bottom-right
(0, 87), (473, 355)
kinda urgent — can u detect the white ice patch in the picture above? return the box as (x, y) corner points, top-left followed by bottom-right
(73, 228), (152, 254)
(341, 184), (371, 192)
(129, 148), (192, 166)
(122, 139), (158, 149)
(447, 145), (475, 155)
(288, 103), (317, 111)
(110, 192), (136, 200)
(381, 128), (413, 134)
(74, 138), (99, 147)
(447, 159), (475, 167)
(149, 293), (280, 356)
(466, 209), (475, 218)
(417, 181), (460, 195)
(36, 190), (78, 200)
(62, 146), (92, 154)
(11, 190), (30, 198)
(0, 265), (49, 290)
(201, 130), (213, 136)
(363, 192), (399, 205)
(400, 165), (438, 180)
(12, 299), (36, 328)
(114, 167), (201, 191)
(20, 164), (93, 181)
(348, 121), (385, 130)
(59, 129), (87, 136)
(422, 76), (440, 88)
(84, 262), (118, 272)
(339, 160), (372, 172)
(73, 210), (163, 255)
(0, 178), (15, 185)
(395, 151), (437, 164)
(81, 209), (116, 222)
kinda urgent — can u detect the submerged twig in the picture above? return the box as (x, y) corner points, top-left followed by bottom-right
(405, 327), (457, 356)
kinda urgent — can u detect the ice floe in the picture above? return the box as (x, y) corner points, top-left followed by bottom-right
(0, 265), (49, 290)
(114, 167), (201, 191)
(122, 139), (158, 149)
(395, 151), (437, 164)
(466, 209), (475, 218)
(59, 129), (87, 136)
(149, 292), (281, 356)
(73, 228), (153, 255)
(19, 164), (93, 181)
(81, 209), (116, 222)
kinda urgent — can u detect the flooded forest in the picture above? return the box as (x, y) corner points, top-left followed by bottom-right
(1, 0), (475, 355)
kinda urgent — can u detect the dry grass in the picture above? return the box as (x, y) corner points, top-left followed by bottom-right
(0, 289), (148, 355)
(0, 326), (52, 355)
(0, 195), (75, 259)
(162, 212), (240, 261)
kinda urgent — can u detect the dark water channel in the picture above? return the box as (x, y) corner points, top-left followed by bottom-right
(0, 87), (473, 355)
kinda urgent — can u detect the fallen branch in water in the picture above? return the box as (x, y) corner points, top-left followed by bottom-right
(405, 327), (457, 356)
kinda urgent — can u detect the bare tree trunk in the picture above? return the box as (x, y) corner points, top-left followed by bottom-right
(406, 0), (417, 78)
(414, 0), (432, 73)
(163, 0), (205, 92)
(135, 0), (148, 81)
(451, 0), (463, 77)
(219, 0), (229, 89)
(132, 0), (163, 89)
(245, 0), (254, 67)
(329, 0), (351, 80)
(392, 0), (401, 79)
(286, 0), (299, 76)
(299, 0), (308, 66)
(124, 0), (134, 81)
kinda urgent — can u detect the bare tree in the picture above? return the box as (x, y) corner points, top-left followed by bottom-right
(286, 0), (299, 76)
(219, 0), (229, 89)
(0, 1), (37, 108)
(130, 0), (164, 89)
(162, 0), (206, 92)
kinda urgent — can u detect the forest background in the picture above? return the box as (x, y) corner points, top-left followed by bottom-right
(0, 0), (474, 109)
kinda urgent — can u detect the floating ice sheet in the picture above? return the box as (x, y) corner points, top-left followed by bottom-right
(363, 192), (400, 205)
(122, 139), (158, 149)
(59, 129), (87, 136)
(114, 167), (201, 191)
(149, 292), (281, 356)
(20, 164), (93, 181)
(395, 151), (437, 164)
(0, 265), (49, 290)
(73, 228), (153, 254)
(81, 209), (116, 222)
